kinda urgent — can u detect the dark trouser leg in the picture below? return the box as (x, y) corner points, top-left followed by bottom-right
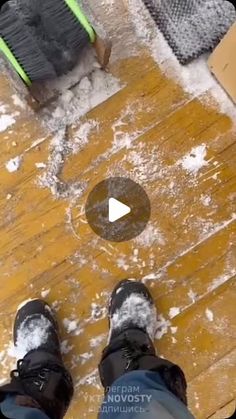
(99, 328), (187, 405)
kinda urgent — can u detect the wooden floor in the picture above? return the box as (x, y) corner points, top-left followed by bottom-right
(0, 3), (236, 418)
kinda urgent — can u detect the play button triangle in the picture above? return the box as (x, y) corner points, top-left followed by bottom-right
(108, 198), (131, 223)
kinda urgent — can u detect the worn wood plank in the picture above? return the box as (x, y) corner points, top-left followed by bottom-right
(208, 400), (236, 419)
(189, 349), (236, 418)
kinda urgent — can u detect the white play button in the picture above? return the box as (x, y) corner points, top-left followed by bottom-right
(85, 177), (151, 242)
(108, 198), (131, 223)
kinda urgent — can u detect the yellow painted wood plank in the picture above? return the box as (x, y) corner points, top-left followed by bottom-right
(189, 349), (236, 418)
(156, 279), (236, 381)
(208, 400), (236, 419)
(110, 53), (157, 84)
(155, 229), (236, 316)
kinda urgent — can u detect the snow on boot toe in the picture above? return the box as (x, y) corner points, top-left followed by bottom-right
(12, 299), (61, 359)
(108, 279), (157, 341)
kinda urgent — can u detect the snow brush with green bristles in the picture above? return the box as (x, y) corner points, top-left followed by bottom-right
(0, 0), (111, 87)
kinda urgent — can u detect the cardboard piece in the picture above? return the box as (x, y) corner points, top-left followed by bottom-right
(208, 23), (236, 104)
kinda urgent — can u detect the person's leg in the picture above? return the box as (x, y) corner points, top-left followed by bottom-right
(0, 300), (73, 419)
(98, 279), (194, 418)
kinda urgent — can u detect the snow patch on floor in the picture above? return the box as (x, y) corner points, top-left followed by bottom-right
(90, 303), (107, 322)
(200, 213), (236, 242)
(5, 156), (22, 173)
(37, 118), (100, 199)
(61, 339), (74, 354)
(76, 368), (100, 389)
(0, 351), (5, 362)
(12, 94), (26, 110)
(207, 268), (236, 292)
(135, 224), (165, 247)
(63, 318), (83, 336)
(169, 307), (181, 319)
(124, 142), (165, 184)
(71, 120), (98, 154)
(37, 127), (87, 199)
(117, 256), (130, 271)
(80, 352), (93, 365)
(170, 326), (178, 335)
(35, 162), (47, 169)
(178, 144), (208, 175)
(40, 51), (121, 132)
(155, 315), (171, 340)
(0, 114), (16, 133)
(188, 290), (198, 303)
(41, 289), (50, 298)
(200, 194), (212, 207)
(90, 334), (107, 348)
(36, 50), (121, 200)
(205, 308), (214, 322)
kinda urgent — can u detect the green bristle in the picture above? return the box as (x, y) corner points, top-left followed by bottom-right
(40, 0), (96, 53)
(0, 6), (56, 85)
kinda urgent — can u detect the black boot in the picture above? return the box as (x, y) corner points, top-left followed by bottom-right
(99, 279), (188, 405)
(0, 299), (73, 419)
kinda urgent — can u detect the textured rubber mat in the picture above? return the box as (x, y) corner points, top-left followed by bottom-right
(142, 0), (236, 64)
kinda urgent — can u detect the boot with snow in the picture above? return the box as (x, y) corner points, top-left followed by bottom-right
(99, 279), (188, 405)
(0, 299), (73, 419)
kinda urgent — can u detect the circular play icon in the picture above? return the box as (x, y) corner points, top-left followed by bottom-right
(85, 177), (151, 242)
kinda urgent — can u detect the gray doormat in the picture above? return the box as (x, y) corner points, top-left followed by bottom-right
(142, 0), (236, 64)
